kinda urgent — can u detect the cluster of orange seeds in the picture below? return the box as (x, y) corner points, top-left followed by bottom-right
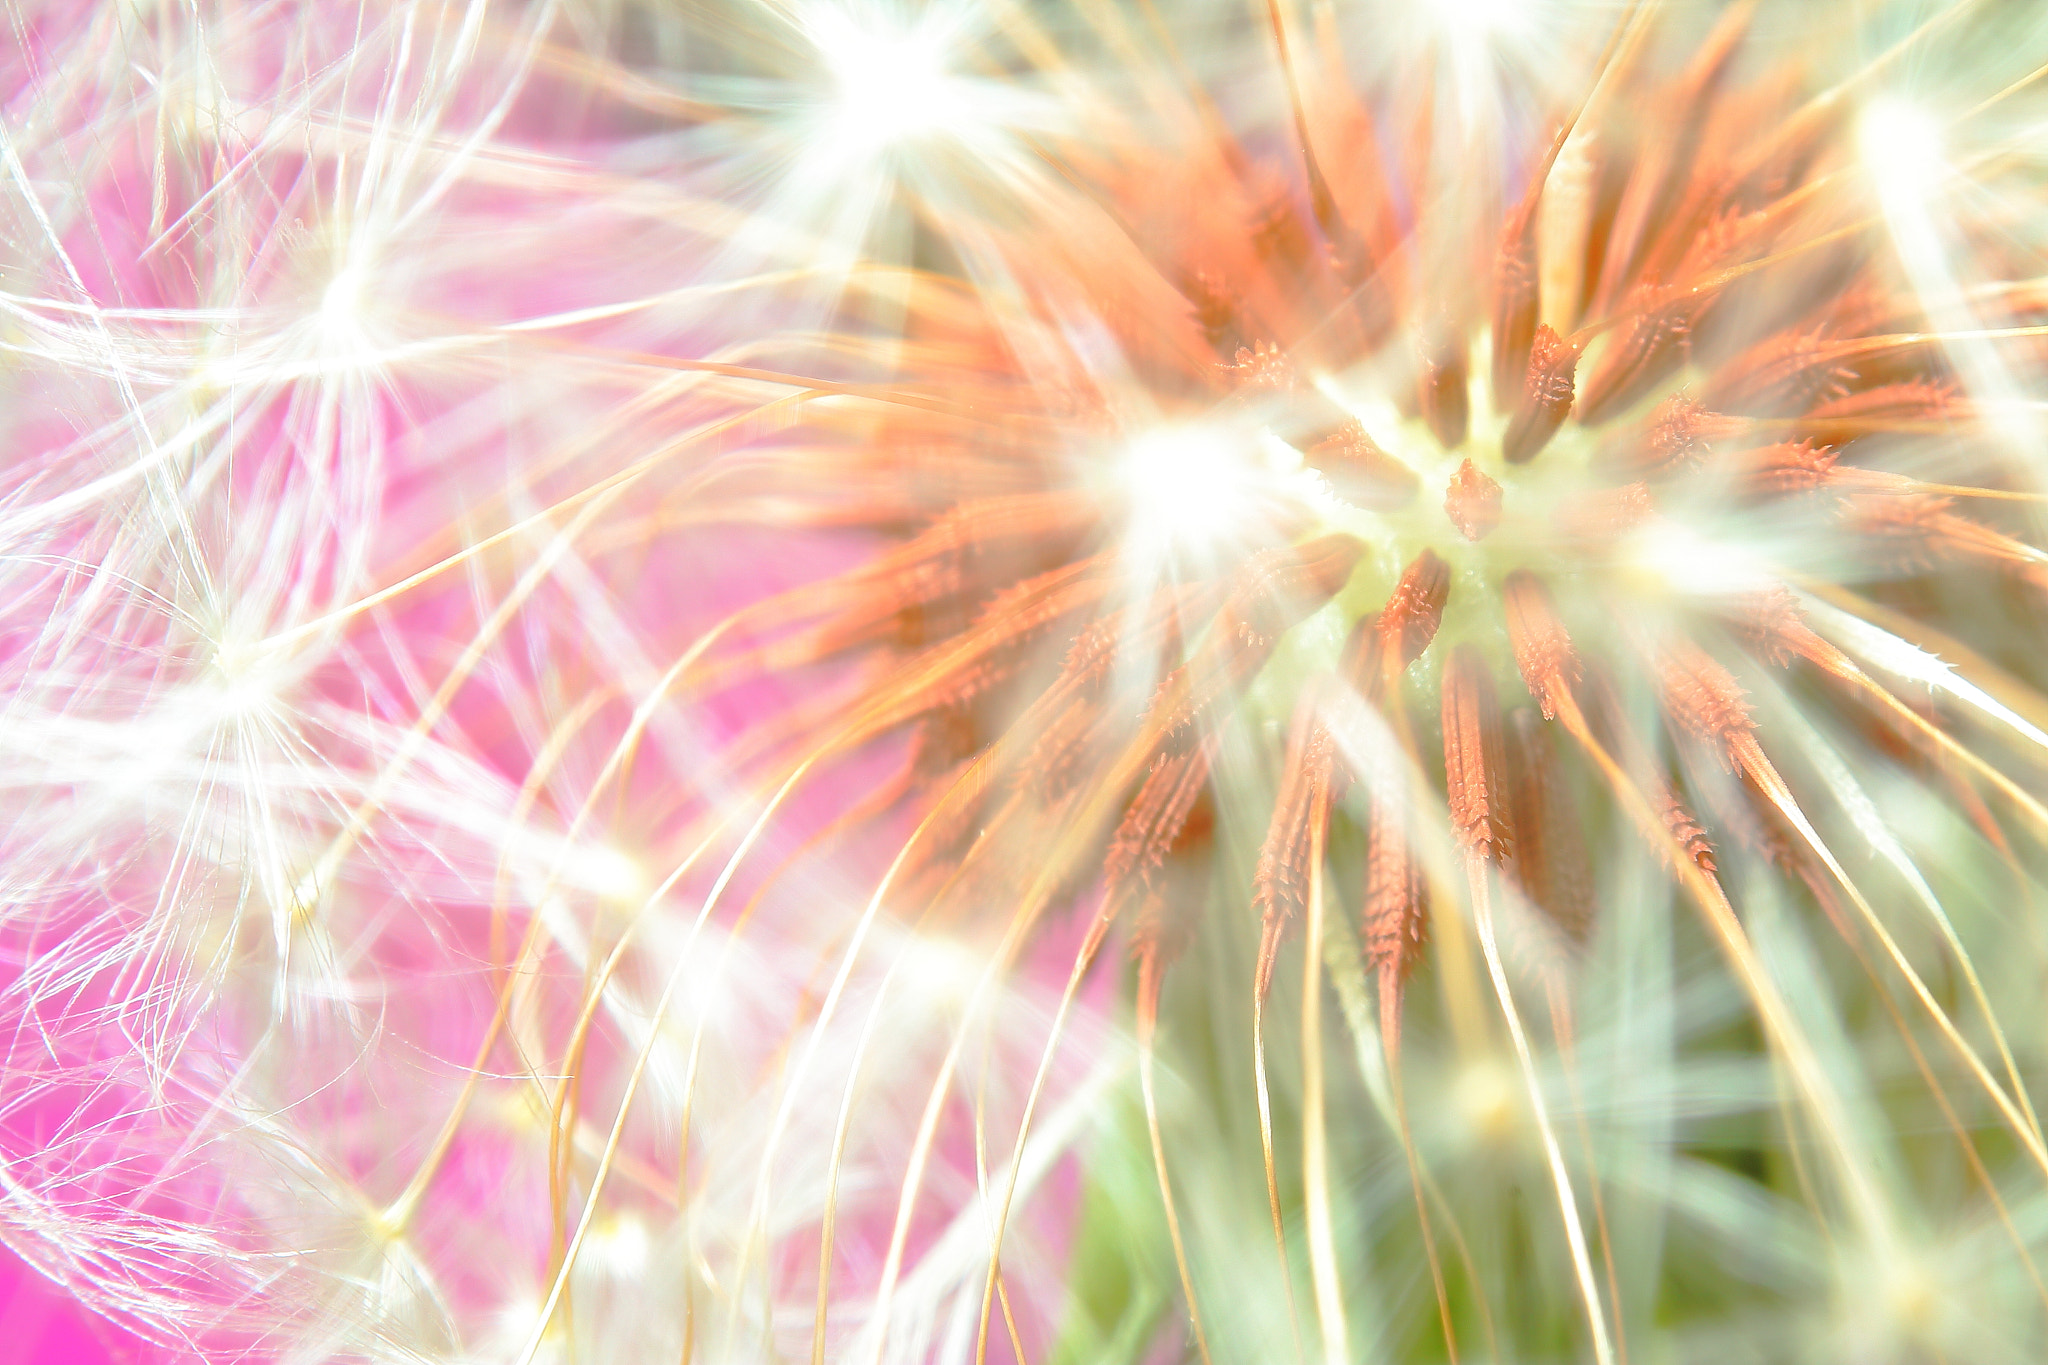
(705, 2), (2048, 1144)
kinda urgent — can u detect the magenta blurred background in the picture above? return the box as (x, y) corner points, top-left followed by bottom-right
(0, 1249), (137, 1365)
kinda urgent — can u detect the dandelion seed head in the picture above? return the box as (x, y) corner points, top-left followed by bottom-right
(811, 6), (967, 157)
(583, 1212), (653, 1276)
(1430, 0), (1535, 50)
(560, 842), (646, 905)
(1817, 1234), (1994, 1364)
(1860, 98), (1946, 205)
(9, 0), (2048, 1361)
(891, 930), (988, 1013)
(1451, 1054), (1524, 1151)
(319, 265), (367, 333)
(682, 2), (2048, 1354)
(1119, 424), (1268, 558)
(1623, 519), (1773, 600)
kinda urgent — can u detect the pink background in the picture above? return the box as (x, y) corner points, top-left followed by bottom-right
(0, 1249), (136, 1364)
